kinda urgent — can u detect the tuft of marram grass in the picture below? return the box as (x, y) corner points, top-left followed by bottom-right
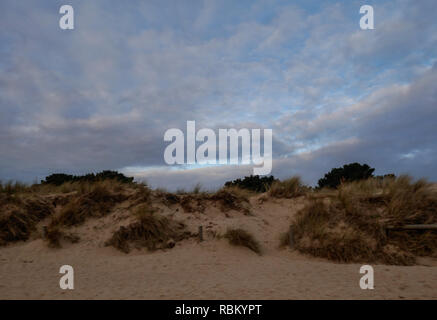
(224, 228), (261, 254)
(44, 225), (80, 248)
(105, 205), (190, 253)
(268, 176), (306, 199)
(130, 184), (153, 207)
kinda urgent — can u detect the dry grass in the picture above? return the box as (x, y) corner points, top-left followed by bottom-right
(224, 228), (261, 254)
(210, 187), (251, 214)
(0, 196), (54, 246)
(290, 176), (437, 265)
(29, 178), (130, 196)
(105, 205), (190, 253)
(155, 189), (180, 206)
(49, 183), (126, 228)
(179, 194), (207, 213)
(0, 181), (31, 195)
(44, 226), (63, 248)
(44, 226), (80, 248)
(157, 186), (252, 214)
(268, 176), (306, 198)
(130, 184), (153, 207)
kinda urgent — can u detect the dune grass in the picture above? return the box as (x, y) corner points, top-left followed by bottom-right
(224, 228), (261, 254)
(0, 196), (54, 246)
(289, 176), (437, 265)
(210, 186), (251, 214)
(105, 205), (189, 253)
(49, 182), (126, 228)
(268, 176), (306, 198)
(158, 185), (252, 214)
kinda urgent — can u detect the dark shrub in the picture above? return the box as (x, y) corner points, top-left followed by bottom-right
(317, 163), (375, 189)
(42, 170), (134, 185)
(41, 174), (74, 186)
(224, 175), (277, 192)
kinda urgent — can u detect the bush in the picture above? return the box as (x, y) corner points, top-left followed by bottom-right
(41, 170), (134, 186)
(224, 175), (277, 192)
(224, 228), (261, 254)
(317, 163), (375, 189)
(41, 174), (74, 186)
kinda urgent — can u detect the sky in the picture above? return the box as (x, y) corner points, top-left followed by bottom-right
(0, 0), (436, 190)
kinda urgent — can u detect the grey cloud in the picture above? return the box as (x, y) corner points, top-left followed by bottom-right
(0, 0), (436, 190)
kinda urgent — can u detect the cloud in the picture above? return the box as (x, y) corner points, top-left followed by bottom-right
(0, 0), (436, 189)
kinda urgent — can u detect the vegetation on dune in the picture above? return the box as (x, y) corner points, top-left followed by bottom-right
(289, 176), (437, 265)
(1, 166), (437, 265)
(210, 187), (251, 214)
(0, 181), (30, 195)
(105, 205), (190, 253)
(223, 174), (310, 199)
(130, 183), (153, 206)
(41, 170), (134, 186)
(155, 185), (251, 214)
(317, 163), (376, 189)
(224, 228), (261, 254)
(224, 175), (277, 192)
(179, 193), (207, 213)
(0, 196), (54, 246)
(44, 225), (80, 248)
(268, 176), (306, 198)
(155, 189), (181, 206)
(48, 182), (126, 228)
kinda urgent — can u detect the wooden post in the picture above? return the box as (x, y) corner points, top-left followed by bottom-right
(198, 225), (203, 242)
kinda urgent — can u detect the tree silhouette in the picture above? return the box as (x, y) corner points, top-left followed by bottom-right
(317, 163), (375, 189)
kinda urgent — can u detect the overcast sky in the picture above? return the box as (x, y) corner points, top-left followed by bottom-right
(0, 0), (436, 190)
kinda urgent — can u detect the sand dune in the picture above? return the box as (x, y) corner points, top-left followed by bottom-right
(1, 194), (436, 300)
